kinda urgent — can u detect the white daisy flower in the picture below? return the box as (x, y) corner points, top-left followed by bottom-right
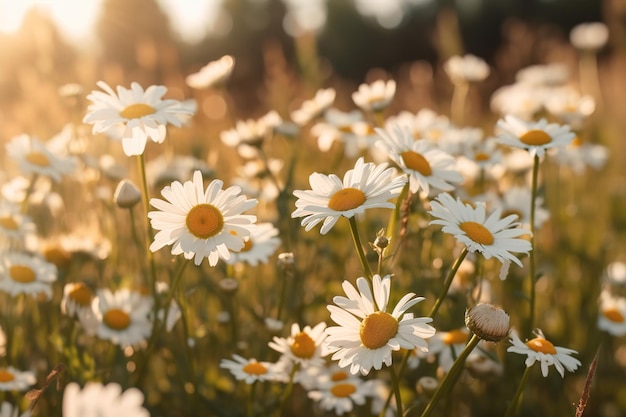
(225, 222), (281, 266)
(307, 367), (370, 415)
(496, 115), (575, 158)
(444, 54), (490, 83)
(148, 170), (258, 266)
(325, 274), (435, 376)
(0, 252), (57, 299)
(0, 367), (36, 391)
(220, 354), (279, 384)
(61, 282), (95, 318)
(6, 134), (76, 183)
(428, 192), (532, 269)
(427, 328), (470, 372)
(268, 322), (328, 367)
(516, 64), (569, 87)
(291, 157), (406, 235)
(479, 186), (550, 230)
(0, 200), (36, 243)
(92, 289), (153, 348)
(290, 88), (336, 125)
(375, 124), (462, 196)
(598, 294), (626, 336)
(551, 137), (608, 175)
(0, 401), (31, 417)
(507, 329), (580, 377)
(570, 22), (609, 51)
(220, 111), (282, 158)
(62, 382), (150, 417)
(186, 55), (235, 89)
(83, 81), (196, 156)
(490, 83), (544, 120)
(544, 88), (595, 129)
(311, 108), (376, 158)
(351, 79), (396, 113)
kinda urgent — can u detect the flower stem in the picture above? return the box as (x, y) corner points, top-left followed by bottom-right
(348, 216), (374, 280)
(419, 334), (480, 417)
(504, 365), (533, 417)
(389, 363), (403, 417)
(451, 81), (469, 126)
(279, 362), (300, 416)
(248, 380), (258, 417)
(428, 247), (469, 318)
(527, 154), (539, 335)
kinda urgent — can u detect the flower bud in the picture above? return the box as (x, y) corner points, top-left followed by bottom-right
(113, 179), (141, 209)
(465, 303), (510, 342)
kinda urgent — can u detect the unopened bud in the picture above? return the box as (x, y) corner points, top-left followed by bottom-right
(465, 303), (510, 342)
(113, 179), (141, 209)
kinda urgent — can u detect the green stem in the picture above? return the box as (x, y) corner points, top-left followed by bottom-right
(248, 381), (257, 417)
(279, 362), (300, 416)
(527, 154), (539, 335)
(389, 364), (403, 417)
(348, 216), (374, 280)
(504, 365), (533, 417)
(428, 247), (469, 319)
(19, 173), (39, 214)
(419, 334), (480, 417)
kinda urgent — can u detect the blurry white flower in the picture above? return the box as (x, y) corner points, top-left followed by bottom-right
(62, 282), (95, 318)
(551, 137), (608, 175)
(352, 79), (396, 112)
(6, 134), (76, 183)
(220, 355), (280, 384)
(225, 222), (281, 266)
(544, 88), (595, 129)
(0, 252), (57, 299)
(0, 401), (31, 417)
(186, 55), (235, 89)
(490, 83), (544, 119)
(0, 200), (35, 243)
(444, 54), (490, 83)
(220, 111), (282, 158)
(598, 294), (626, 336)
(570, 22), (609, 51)
(290, 88), (335, 125)
(307, 367), (370, 415)
(63, 382), (150, 417)
(516, 64), (569, 87)
(311, 109), (376, 158)
(427, 328), (470, 372)
(0, 367), (35, 391)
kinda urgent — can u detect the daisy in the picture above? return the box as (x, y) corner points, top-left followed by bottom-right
(570, 22), (609, 52)
(186, 55), (235, 89)
(428, 193), (532, 269)
(325, 274), (435, 375)
(92, 288), (153, 348)
(291, 157), (406, 235)
(544, 88), (595, 129)
(220, 111), (282, 158)
(496, 115), (575, 158)
(61, 282), (95, 318)
(516, 64), (569, 87)
(0, 367), (36, 391)
(225, 222), (281, 266)
(148, 170), (258, 266)
(480, 186), (550, 230)
(375, 124), (462, 196)
(507, 329), (580, 377)
(220, 354), (279, 384)
(551, 137), (608, 175)
(0, 401), (31, 417)
(83, 81), (196, 156)
(0, 252), (57, 299)
(598, 294), (626, 336)
(311, 108), (377, 158)
(5, 134), (76, 183)
(268, 322), (328, 367)
(290, 88), (336, 125)
(444, 54), (490, 83)
(351, 79), (396, 113)
(0, 200), (35, 243)
(490, 83), (544, 120)
(62, 382), (150, 417)
(427, 328), (470, 372)
(307, 368), (370, 415)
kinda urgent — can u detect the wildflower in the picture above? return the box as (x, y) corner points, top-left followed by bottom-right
(6, 134), (76, 183)
(325, 274), (435, 375)
(0, 367), (35, 391)
(0, 200), (35, 243)
(598, 294), (626, 336)
(490, 83), (544, 120)
(292, 157), (406, 235)
(186, 55), (235, 89)
(428, 192), (532, 269)
(311, 109), (376, 158)
(544, 88), (595, 129)
(83, 81), (195, 156)
(352, 79), (396, 113)
(552, 137), (608, 175)
(92, 289), (152, 348)
(570, 22), (609, 52)
(507, 329), (580, 377)
(62, 382), (150, 417)
(220, 111), (282, 158)
(0, 401), (31, 417)
(148, 170), (257, 266)
(427, 328), (470, 372)
(307, 367), (370, 415)
(516, 64), (569, 87)
(479, 187), (550, 230)
(269, 322), (328, 367)
(220, 355), (279, 384)
(225, 222), (281, 266)
(496, 115), (576, 158)
(465, 303), (510, 342)
(375, 124), (462, 196)
(444, 54), (490, 83)
(62, 282), (95, 318)
(0, 252), (57, 299)
(290, 88), (336, 125)
(113, 179), (141, 209)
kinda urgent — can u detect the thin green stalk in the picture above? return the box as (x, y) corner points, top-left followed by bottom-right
(428, 247), (469, 318)
(348, 216), (374, 280)
(19, 173), (39, 214)
(248, 380), (258, 417)
(504, 365), (533, 417)
(279, 362), (300, 416)
(419, 334), (480, 417)
(385, 182), (409, 258)
(527, 154), (539, 335)
(389, 364), (403, 417)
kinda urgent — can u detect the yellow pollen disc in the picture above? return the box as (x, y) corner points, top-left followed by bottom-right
(401, 151), (432, 176)
(290, 332), (316, 359)
(120, 103), (156, 119)
(571, 136), (582, 147)
(360, 311), (399, 350)
(26, 151), (50, 167)
(68, 283), (93, 307)
(338, 125), (354, 134)
(502, 209), (523, 221)
(526, 338), (557, 354)
(186, 204), (224, 239)
(331, 371), (348, 382)
(44, 247), (71, 268)
(9, 265), (36, 283)
(459, 221), (494, 245)
(241, 239), (253, 252)
(242, 362), (268, 375)
(603, 307), (625, 323)
(443, 329), (469, 345)
(0, 369), (15, 382)
(103, 308), (131, 331)
(427, 129), (442, 140)
(520, 129), (552, 146)
(0, 216), (18, 230)
(328, 188), (366, 212)
(474, 152), (490, 161)
(330, 383), (357, 398)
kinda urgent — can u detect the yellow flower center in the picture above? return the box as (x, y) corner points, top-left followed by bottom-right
(67, 283), (93, 307)
(26, 151), (50, 167)
(9, 265), (35, 283)
(571, 136), (582, 147)
(338, 125), (354, 134)
(43, 247), (71, 268)
(331, 371), (348, 382)
(502, 209), (523, 221)
(603, 307), (625, 323)
(401, 151), (432, 176)
(242, 361), (268, 375)
(330, 383), (357, 398)
(0, 369), (15, 382)
(459, 221), (494, 245)
(186, 204), (224, 239)
(443, 329), (468, 345)
(474, 152), (490, 161)
(328, 188), (366, 212)
(360, 311), (398, 350)
(427, 128), (442, 140)
(0, 216), (18, 230)
(520, 129), (552, 146)
(120, 103), (156, 119)
(103, 308), (131, 331)
(241, 239), (253, 252)
(290, 332), (316, 359)
(525, 337), (557, 354)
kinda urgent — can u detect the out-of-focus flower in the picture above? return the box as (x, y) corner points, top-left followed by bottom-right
(225, 222), (281, 266)
(570, 22), (609, 52)
(290, 88), (335, 125)
(6, 134), (76, 183)
(490, 83), (545, 120)
(62, 282), (95, 318)
(516, 64), (569, 87)
(598, 293), (626, 336)
(0, 200), (35, 244)
(544, 89), (595, 129)
(481, 186), (550, 230)
(496, 115), (575, 158)
(0, 401), (31, 417)
(62, 382), (150, 417)
(444, 54), (490, 83)
(0, 367), (36, 391)
(352, 79), (396, 112)
(92, 289), (152, 348)
(311, 108), (377, 158)
(307, 367), (370, 415)
(269, 322), (328, 367)
(113, 180), (141, 209)
(186, 55), (235, 89)
(220, 111), (282, 158)
(507, 329), (580, 377)
(427, 328), (470, 372)
(0, 252), (57, 299)
(220, 354), (280, 384)
(551, 137), (608, 175)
